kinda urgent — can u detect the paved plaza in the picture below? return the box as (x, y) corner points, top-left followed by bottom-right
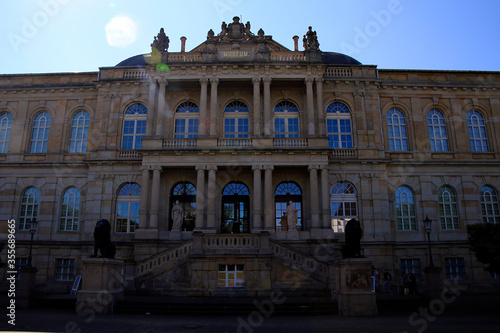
(1, 294), (499, 333)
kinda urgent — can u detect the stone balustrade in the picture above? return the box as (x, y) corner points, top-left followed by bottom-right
(135, 240), (193, 278)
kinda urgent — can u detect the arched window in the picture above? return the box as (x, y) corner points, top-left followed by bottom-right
(467, 110), (488, 152)
(427, 109), (448, 152)
(69, 110), (90, 153)
(222, 182), (250, 233)
(330, 183), (357, 232)
(116, 183), (141, 233)
(0, 112), (12, 154)
(19, 187), (39, 230)
(326, 102), (352, 148)
(438, 185), (459, 230)
(224, 100), (249, 138)
(122, 103), (147, 149)
(170, 182), (197, 231)
(395, 186), (416, 231)
(30, 111), (51, 153)
(60, 187), (80, 231)
(387, 108), (408, 151)
(275, 182), (302, 230)
(480, 185), (500, 224)
(174, 101), (199, 138)
(274, 100), (299, 138)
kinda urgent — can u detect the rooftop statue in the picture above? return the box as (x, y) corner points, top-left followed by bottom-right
(304, 26), (320, 50)
(151, 27), (170, 52)
(215, 17), (256, 40)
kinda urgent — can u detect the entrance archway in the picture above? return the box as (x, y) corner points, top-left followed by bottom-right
(221, 182), (250, 233)
(275, 182), (302, 231)
(170, 182), (196, 231)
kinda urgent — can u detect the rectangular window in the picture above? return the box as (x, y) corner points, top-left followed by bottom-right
(445, 258), (465, 280)
(55, 259), (75, 281)
(401, 259), (421, 282)
(218, 264), (244, 287)
(175, 119), (199, 138)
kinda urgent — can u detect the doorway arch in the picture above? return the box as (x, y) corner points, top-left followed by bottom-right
(221, 182), (250, 233)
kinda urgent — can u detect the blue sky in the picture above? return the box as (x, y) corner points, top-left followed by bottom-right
(1, 0), (499, 74)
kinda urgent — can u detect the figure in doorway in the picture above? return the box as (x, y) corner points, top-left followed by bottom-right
(287, 201), (298, 230)
(171, 200), (184, 231)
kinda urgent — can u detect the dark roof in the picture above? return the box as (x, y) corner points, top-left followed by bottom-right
(321, 52), (361, 65)
(116, 54), (148, 67)
(116, 51), (361, 67)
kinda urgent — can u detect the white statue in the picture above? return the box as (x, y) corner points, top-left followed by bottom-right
(171, 200), (184, 231)
(287, 201), (298, 230)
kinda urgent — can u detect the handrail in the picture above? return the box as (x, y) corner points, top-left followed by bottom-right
(135, 240), (192, 278)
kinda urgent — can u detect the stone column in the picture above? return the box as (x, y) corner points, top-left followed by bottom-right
(252, 165), (263, 230)
(149, 166), (162, 229)
(139, 166), (150, 228)
(207, 166), (218, 231)
(316, 78), (325, 136)
(199, 78), (209, 137)
(305, 77), (315, 137)
(252, 78), (262, 137)
(309, 165), (320, 228)
(209, 78), (219, 137)
(146, 80), (156, 136)
(156, 78), (167, 137)
(195, 165), (206, 230)
(263, 165), (274, 230)
(321, 165), (330, 229)
(262, 77), (272, 137)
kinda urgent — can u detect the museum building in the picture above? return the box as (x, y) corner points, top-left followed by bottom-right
(1, 17), (499, 296)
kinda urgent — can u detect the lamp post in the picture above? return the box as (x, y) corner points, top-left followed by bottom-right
(28, 218), (38, 268)
(423, 215), (434, 268)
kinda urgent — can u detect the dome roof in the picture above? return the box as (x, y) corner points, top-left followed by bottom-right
(115, 51), (361, 67)
(321, 52), (361, 65)
(116, 54), (149, 67)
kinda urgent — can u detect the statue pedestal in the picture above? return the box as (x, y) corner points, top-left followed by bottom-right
(17, 266), (38, 308)
(169, 230), (182, 240)
(337, 258), (377, 316)
(286, 229), (299, 240)
(76, 258), (124, 315)
(424, 266), (442, 299)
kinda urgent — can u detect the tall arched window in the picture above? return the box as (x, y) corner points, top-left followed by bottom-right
(174, 101), (199, 138)
(222, 182), (250, 233)
(438, 185), (459, 230)
(60, 187), (80, 231)
(326, 102), (353, 148)
(69, 110), (90, 153)
(274, 100), (299, 138)
(122, 103), (147, 149)
(480, 185), (500, 224)
(395, 186), (416, 231)
(224, 100), (249, 138)
(30, 111), (51, 153)
(170, 182), (197, 231)
(467, 110), (488, 152)
(330, 183), (357, 232)
(0, 112), (13, 154)
(19, 187), (39, 230)
(275, 182), (302, 230)
(387, 108), (408, 151)
(116, 183), (141, 233)
(427, 109), (448, 152)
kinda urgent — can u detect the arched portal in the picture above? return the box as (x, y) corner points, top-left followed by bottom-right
(275, 182), (302, 230)
(170, 182), (196, 231)
(221, 182), (250, 233)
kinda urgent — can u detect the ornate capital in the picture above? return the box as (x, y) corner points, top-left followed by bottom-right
(157, 78), (168, 86)
(315, 77), (324, 84)
(208, 165), (218, 172)
(252, 77), (262, 85)
(199, 78), (209, 85)
(308, 165), (320, 172)
(320, 165), (329, 172)
(262, 77), (272, 84)
(304, 77), (314, 85)
(195, 165), (207, 171)
(252, 165), (263, 172)
(263, 165), (274, 172)
(210, 77), (219, 85)
(140, 165), (151, 172)
(151, 165), (163, 172)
